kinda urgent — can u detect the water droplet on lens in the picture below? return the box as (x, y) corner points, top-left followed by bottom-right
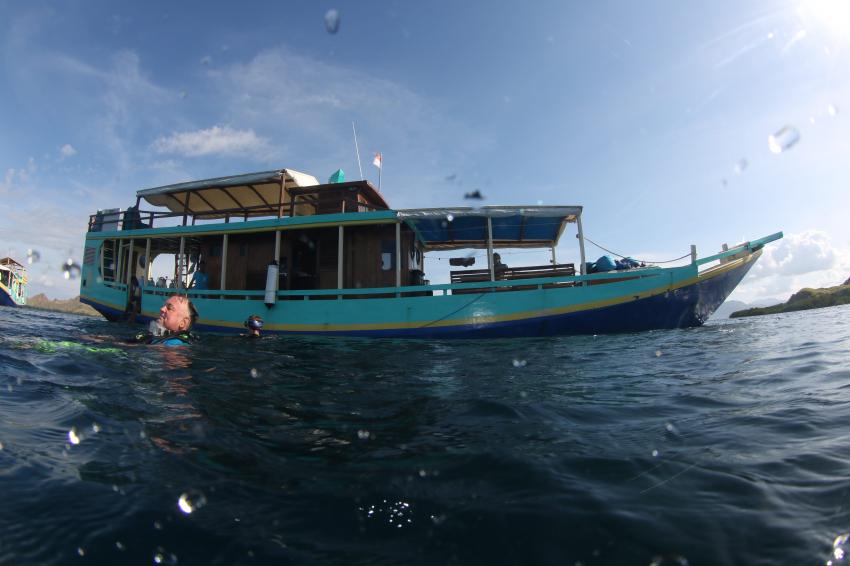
(357, 429), (371, 440)
(464, 190), (484, 200)
(179, 90), (187, 99)
(249, 368), (259, 379)
(178, 490), (207, 514)
(153, 520), (163, 530)
(115, 541), (126, 551)
(733, 158), (748, 175)
(26, 249), (40, 264)
(665, 422), (678, 434)
(655, 350), (662, 357)
(77, 548), (85, 556)
(512, 359), (527, 368)
(324, 9), (340, 34)
(68, 427), (81, 445)
(91, 423), (101, 433)
(446, 214), (454, 222)
(828, 104), (839, 117)
(62, 259), (81, 280)
(768, 125), (800, 154)
(652, 449), (659, 457)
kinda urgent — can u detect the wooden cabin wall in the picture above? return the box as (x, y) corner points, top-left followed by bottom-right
(346, 225), (414, 289)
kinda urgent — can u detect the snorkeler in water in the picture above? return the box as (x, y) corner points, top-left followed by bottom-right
(130, 294), (199, 346)
(243, 315), (263, 338)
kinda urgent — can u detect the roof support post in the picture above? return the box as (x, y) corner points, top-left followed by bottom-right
(182, 196), (189, 226)
(126, 239), (134, 287)
(551, 247), (557, 267)
(337, 225), (344, 293)
(576, 213), (587, 282)
(177, 236), (185, 289)
(220, 234), (228, 291)
(274, 230), (281, 293)
(144, 238), (152, 283)
(395, 221), (401, 295)
(116, 239), (123, 286)
(278, 176), (285, 218)
(487, 216), (495, 282)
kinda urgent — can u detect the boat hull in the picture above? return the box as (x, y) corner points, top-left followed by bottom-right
(81, 249), (760, 339)
(0, 286), (24, 307)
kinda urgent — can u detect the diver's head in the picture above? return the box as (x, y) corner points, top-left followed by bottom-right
(244, 315), (263, 336)
(159, 294), (198, 332)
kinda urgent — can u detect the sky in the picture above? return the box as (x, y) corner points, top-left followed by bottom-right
(0, 0), (848, 302)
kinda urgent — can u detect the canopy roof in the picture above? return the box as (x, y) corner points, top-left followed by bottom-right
(136, 168), (381, 218)
(0, 257), (25, 271)
(397, 206), (581, 250)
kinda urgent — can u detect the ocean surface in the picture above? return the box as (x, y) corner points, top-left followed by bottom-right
(1, 304), (849, 566)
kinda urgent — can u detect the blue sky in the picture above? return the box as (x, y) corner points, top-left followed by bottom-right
(1, 0), (848, 302)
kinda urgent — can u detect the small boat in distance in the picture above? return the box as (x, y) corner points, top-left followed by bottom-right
(0, 257), (27, 307)
(78, 168), (782, 338)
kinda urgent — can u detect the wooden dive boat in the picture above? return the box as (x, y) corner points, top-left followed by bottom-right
(79, 168), (782, 338)
(0, 257), (27, 307)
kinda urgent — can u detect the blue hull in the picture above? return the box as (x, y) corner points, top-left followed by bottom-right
(281, 252), (756, 339)
(0, 289), (18, 307)
(86, 252), (757, 339)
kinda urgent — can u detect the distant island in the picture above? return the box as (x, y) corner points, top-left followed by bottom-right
(730, 276), (850, 318)
(26, 294), (100, 317)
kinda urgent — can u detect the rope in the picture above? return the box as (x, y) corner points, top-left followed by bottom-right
(582, 236), (691, 265)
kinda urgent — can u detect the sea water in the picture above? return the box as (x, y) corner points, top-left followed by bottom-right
(1, 304), (849, 565)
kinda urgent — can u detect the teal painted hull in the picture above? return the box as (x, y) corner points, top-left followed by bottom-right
(80, 248), (762, 338)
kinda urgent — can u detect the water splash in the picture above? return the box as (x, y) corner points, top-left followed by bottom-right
(68, 427), (81, 445)
(512, 359), (527, 368)
(768, 126), (800, 154)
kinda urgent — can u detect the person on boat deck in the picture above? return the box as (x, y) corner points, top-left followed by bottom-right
(244, 315), (263, 338)
(493, 253), (508, 278)
(189, 261), (209, 290)
(129, 294), (199, 346)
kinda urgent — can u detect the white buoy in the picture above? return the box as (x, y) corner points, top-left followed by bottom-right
(264, 261), (278, 307)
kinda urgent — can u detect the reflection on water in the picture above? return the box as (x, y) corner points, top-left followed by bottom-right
(1, 305), (850, 564)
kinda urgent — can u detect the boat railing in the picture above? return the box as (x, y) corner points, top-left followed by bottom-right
(139, 267), (665, 302)
(87, 186), (389, 232)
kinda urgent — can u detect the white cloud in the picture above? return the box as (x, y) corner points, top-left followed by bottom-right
(730, 230), (850, 302)
(60, 143), (77, 157)
(748, 230), (837, 278)
(151, 125), (271, 158)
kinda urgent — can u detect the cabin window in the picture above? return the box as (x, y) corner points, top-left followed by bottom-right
(381, 240), (395, 271)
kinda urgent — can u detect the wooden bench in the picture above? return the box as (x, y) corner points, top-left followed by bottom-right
(450, 263), (575, 292)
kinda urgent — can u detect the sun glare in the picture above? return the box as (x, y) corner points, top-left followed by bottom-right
(798, 0), (850, 39)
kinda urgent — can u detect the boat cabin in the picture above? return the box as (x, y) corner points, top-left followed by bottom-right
(81, 168), (587, 323)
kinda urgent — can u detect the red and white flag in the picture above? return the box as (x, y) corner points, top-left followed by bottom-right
(372, 152), (382, 169)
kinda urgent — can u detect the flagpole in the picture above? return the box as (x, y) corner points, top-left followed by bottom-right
(352, 122), (363, 180)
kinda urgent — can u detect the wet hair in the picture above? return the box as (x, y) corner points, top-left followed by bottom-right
(169, 294), (199, 329)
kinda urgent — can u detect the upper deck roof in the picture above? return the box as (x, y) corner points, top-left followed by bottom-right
(398, 206), (581, 250)
(137, 168), (389, 218)
(0, 257), (25, 271)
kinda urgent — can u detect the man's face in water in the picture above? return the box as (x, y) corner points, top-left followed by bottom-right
(159, 296), (190, 332)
